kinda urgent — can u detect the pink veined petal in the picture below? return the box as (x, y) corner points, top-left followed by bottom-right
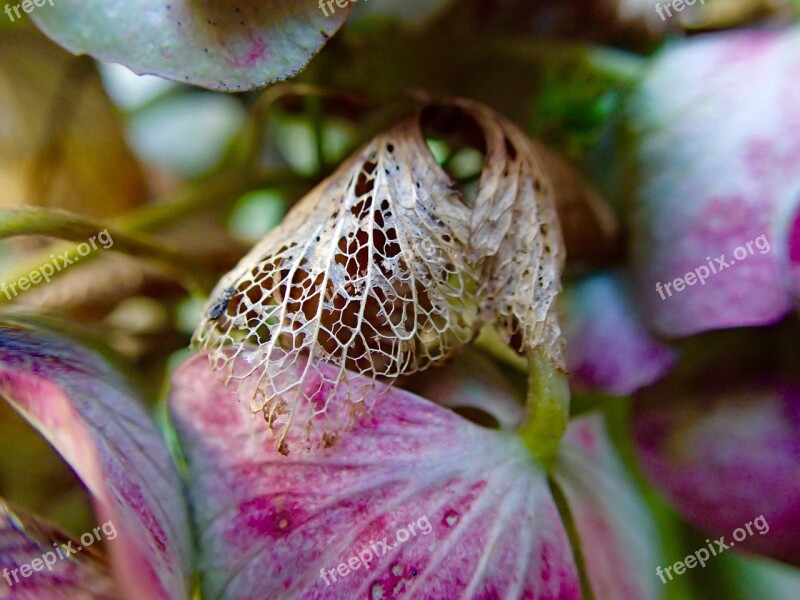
(633, 378), (800, 563)
(404, 349), (526, 431)
(408, 353), (663, 599)
(565, 273), (677, 396)
(777, 192), (800, 307)
(0, 500), (117, 599)
(626, 27), (800, 337)
(554, 416), (661, 600)
(169, 352), (582, 600)
(0, 321), (191, 600)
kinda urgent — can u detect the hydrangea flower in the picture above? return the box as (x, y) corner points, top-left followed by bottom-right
(0, 320), (659, 599)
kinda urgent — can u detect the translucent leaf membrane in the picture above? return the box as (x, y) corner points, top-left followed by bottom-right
(462, 101), (565, 362)
(0, 501), (116, 599)
(195, 99), (566, 451)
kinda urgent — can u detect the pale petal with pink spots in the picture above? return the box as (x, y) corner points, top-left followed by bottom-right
(626, 27), (800, 336)
(170, 352), (582, 600)
(31, 1), (348, 91)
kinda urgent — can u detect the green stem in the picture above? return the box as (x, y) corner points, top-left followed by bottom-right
(243, 83), (367, 173)
(0, 169), (306, 304)
(115, 167), (300, 232)
(474, 326), (571, 467)
(518, 347), (571, 469)
(474, 324), (527, 372)
(0, 208), (211, 298)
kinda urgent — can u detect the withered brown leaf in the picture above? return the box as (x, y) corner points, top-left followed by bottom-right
(195, 98), (566, 451)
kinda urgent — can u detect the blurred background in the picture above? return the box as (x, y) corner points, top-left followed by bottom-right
(1, 1), (799, 598)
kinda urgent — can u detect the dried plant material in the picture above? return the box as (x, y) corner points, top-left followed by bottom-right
(194, 98), (566, 451)
(461, 101), (565, 360)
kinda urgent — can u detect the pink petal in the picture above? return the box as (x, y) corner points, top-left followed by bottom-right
(626, 27), (800, 336)
(31, 1), (348, 92)
(633, 378), (800, 563)
(0, 321), (191, 600)
(777, 192), (800, 306)
(170, 352), (582, 600)
(404, 350), (526, 431)
(0, 501), (117, 599)
(554, 416), (661, 600)
(565, 274), (677, 395)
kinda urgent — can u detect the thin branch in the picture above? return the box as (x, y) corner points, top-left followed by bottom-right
(0, 208), (211, 299)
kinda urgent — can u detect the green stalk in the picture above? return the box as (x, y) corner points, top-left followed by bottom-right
(474, 326), (571, 468)
(0, 169), (305, 304)
(518, 347), (571, 470)
(0, 208), (211, 298)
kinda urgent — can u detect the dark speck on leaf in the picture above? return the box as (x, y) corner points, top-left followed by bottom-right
(209, 286), (235, 320)
(278, 441), (290, 456)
